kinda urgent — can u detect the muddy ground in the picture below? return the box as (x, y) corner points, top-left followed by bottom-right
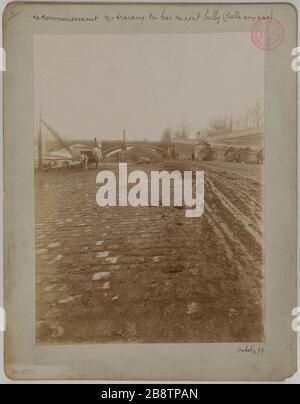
(35, 160), (264, 344)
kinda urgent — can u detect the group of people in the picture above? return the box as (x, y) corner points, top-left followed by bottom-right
(80, 138), (103, 172)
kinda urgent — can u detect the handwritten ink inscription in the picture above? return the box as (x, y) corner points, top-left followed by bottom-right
(31, 8), (274, 26)
(237, 345), (265, 357)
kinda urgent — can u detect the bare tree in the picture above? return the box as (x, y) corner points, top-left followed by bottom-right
(161, 127), (173, 143)
(242, 101), (264, 129)
(228, 112), (233, 133)
(203, 102), (264, 134)
(208, 115), (227, 136)
(174, 120), (191, 141)
(248, 101), (264, 128)
(232, 114), (242, 130)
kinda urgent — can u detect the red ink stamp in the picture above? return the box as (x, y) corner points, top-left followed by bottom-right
(251, 18), (284, 51)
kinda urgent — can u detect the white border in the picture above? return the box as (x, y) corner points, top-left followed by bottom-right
(0, 0), (299, 385)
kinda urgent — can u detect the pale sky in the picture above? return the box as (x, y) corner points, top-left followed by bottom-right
(34, 33), (264, 140)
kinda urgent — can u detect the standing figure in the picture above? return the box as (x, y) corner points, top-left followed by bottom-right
(81, 152), (89, 172)
(93, 141), (103, 169)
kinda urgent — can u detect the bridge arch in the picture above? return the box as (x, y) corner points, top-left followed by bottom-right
(104, 143), (167, 157)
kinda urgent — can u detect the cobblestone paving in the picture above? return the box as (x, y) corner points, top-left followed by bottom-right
(36, 161), (264, 343)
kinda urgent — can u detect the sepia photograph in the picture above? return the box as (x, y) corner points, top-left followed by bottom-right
(34, 32), (265, 344)
(3, 0), (299, 383)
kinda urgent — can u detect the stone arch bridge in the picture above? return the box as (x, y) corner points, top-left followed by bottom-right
(47, 138), (168, 157)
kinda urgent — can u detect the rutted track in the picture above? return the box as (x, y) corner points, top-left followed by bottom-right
(200, 162), (264, 333)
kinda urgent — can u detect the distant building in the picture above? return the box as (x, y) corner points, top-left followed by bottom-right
(172, 140), (198, 160)
(194, 141), (211, 161)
